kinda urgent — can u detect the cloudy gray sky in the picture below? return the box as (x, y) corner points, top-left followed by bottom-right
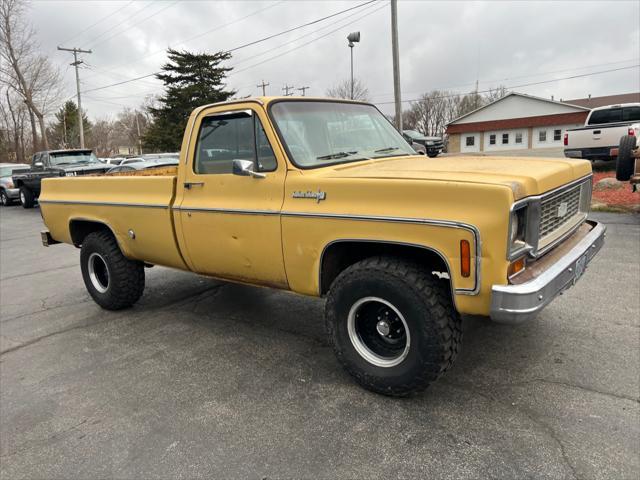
(30, 0), (640, 120)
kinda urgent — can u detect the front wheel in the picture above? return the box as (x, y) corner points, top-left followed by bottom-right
(0, 190), (11, 206)
(325, 256), (462, 396)
(80, 231), (145, 310)
(19, 186), (35, 208)
(427, 151), (439, 158)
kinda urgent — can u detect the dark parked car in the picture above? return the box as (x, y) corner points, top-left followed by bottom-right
(402, 130), (444, 157)
(12, 149), (109, 208)
(0, 163), (30, 206)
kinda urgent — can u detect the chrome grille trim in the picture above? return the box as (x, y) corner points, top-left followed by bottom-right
(539, 184), (582, 240)
(507, 175), (592, 260)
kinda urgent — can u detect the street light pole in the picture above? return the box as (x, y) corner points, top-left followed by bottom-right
(347, 32), (360, 100)
(390, 0), (402, 131)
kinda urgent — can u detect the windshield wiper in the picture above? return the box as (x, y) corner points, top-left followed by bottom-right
(316, 151), (358, 160)
(374, 146), (400, 153)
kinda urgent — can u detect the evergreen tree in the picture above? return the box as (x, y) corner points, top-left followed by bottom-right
(48, 101), (91, 149)
(143, 49), (235, 151)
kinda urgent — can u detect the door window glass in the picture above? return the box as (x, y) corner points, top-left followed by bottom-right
(255, 119), (277, 172)
(194, 111), (277, 174)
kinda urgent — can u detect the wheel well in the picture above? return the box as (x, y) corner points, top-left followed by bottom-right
(69, 220), (115, 247)
(320, 241), (450, 295)
(13, 179), (23, 188)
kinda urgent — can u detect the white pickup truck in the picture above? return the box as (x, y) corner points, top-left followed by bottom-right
(564, 103), (640, 161)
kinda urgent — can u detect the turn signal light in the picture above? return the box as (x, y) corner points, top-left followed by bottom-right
(508, 257), (526, 277)
(628, 128), (635, 136)
(460, 240), (471, 278)
(563, 133), (568, 146)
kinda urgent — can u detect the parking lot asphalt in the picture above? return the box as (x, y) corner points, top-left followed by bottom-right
(0, 206), (638, 479)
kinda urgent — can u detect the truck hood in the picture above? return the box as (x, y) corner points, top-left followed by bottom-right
(312, 155), (592, 199)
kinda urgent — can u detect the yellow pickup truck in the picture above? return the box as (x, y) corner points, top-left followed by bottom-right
(39, 97), (605, 396)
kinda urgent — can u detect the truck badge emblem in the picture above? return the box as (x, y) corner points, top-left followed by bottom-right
(557, 202), (568, 218)
(292, 189), (326, 203)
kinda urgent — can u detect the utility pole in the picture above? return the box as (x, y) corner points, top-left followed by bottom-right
(282, 84), (294, 96)
(257, 80), (269, 96)
(390, 0), (402, 131)
(135, 111), (142, 155)
(57, 46), (92, 148)
(297, 86), (309, 96)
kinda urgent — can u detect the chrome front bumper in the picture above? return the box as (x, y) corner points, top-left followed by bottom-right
(5, 187), (20, 199)
(490, 220), (606, 324)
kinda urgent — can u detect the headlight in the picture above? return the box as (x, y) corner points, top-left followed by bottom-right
(6, 180), (13, 188)
(510, 212), (519, 244)
(426, 141), (434, 146)
(509, 206), (528, 257)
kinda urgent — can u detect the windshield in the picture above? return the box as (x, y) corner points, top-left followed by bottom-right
(49, 151), (99, 166)
(270, 101), (415, 168)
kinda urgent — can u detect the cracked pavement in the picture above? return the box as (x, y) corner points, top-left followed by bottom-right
(0, 207), (638, 479)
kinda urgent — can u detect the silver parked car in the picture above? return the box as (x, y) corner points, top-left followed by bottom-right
(0, 163), (30, 206)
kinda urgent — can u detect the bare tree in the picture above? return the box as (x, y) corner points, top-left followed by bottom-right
(0, 0), (61, 151)
(326, 78), (370, 102)
(0, 87), (27, 162)
(403, 90), (463, 137)
(484, 85), (508, 104)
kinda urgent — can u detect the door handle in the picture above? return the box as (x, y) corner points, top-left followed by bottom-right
(593, 130), (601, 135)
(183, 182), (204, 189)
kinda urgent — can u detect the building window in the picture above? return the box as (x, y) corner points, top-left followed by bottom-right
(554, 129), (561, 141)
(502, 133), (509, 144)
(489, 134), (496, 145)
(466, 136), (475, 147)
(539, 130), (547, 142)
(515, 132), (523, 144)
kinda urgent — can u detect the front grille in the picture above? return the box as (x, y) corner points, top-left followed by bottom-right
(539, 183), (582, 240)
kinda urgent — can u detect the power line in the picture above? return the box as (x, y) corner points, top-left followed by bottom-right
(87, 1), (180, 50)
(230, 0), (381, 69)
(369, 57), (640, 99)
(374, 64), (640, 105)
(57, 0), (135, 46)
(82, 1), (156, 47)
(230, 2), (388, 76)
(58, 46), (92, 148)
(78, 0), (380, 95)
(82, 1), (285, 83)
(227, 0), (376, 53)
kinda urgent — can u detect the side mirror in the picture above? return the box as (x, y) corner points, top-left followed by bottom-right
(34, 161), (43, 167)
(232, 159), (266, 179)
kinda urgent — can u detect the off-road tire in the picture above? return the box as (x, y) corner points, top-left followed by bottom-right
(427, 151), (439, 158)
(325, 256), (462, 396)
(80, 231), (145, 310)
(0, 190), (11, 206)
(616, 135), (637, 181)
(19, 186), (35, 209)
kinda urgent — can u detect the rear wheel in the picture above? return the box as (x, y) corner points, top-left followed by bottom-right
(616, 135), (637, 181)
(80, 231), (145, 310)
(19, 186), (35, 209)
(325, 256), (462, 396)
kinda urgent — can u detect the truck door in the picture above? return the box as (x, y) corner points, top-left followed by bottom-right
(175, 104), (288, 288)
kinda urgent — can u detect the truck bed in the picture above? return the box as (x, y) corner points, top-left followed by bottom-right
(39, 174), (188, 270)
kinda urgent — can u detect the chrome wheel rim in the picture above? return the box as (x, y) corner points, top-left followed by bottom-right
(19, 191), (25, 204)
(1, 192), (6, 205)
(88, 252), (110, 293)
(347, 296), (410, 368)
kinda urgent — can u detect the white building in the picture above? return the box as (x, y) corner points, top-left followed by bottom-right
(446, 92), (590, 154)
